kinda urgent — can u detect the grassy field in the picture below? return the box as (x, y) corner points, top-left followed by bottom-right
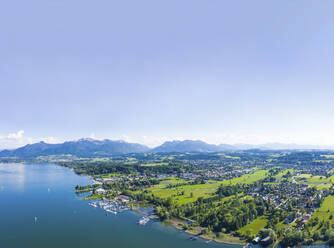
(294, 174), (334, 189)
(204, 232), (245, 244)
(275, 169), (294, 179)
(262, 169), (295, 185)
(321, 154), (334, 159)
(275, 220), (288, 232)
(89, 157), (113, 162)
(169, 218), (246, 245)
(140, 162), (168, 167)
(123, 161), (138, 165)
(144, 170), (268, 205)
(220, 170), (269, 185)
(93, 172), (123, 178)
(147, 181), (220, 204)
(156, 177), (190, 187)
(217, 153), (241, 160)
(310, 195), (334, 232)
(238, 216), (268, 237)
(126, 157), (137, 161)
(84, 194), (103, 200)
(263, 169), (295, 185)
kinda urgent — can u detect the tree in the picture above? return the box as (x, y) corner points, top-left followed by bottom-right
(324, 229), (333, 241)
(280, 231), (304, 247)
(313, 231), (320, 241)
(329, 236), (334, 246)
(259, 228), (276, 244)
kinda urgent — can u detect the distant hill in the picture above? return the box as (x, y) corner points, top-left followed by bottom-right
(151, 140), (334, 153)
(151, 140), (234, 153)
(0, 138), (150, 158)
(255, 143), (334, 150)
(1, 138), (332, 158)
(232, 143), (334, 150)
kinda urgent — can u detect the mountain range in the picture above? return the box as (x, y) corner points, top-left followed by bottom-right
(0, 138), (333, 158)
(0, 139), (149, 158)
(151, 140), (235, 153)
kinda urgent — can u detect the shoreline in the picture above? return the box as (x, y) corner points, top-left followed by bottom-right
(165, 218), (247, 246)
(78, 173), (246, 246)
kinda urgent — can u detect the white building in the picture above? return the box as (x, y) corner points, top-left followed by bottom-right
(96, 188), (106, 194)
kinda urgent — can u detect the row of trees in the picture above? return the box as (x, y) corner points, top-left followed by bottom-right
(280, 228), (334, 247)
(61, 160), (193, 176)
(133, 184), (267, 234)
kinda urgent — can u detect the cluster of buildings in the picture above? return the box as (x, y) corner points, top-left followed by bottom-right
(202, 168), (254, 180)
(250, 181), (330, 230)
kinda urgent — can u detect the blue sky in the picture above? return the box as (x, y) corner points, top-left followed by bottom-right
(1, 0), (334, 148)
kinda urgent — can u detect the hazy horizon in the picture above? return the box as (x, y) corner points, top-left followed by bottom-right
(1, 133), (334, 150)
(2, 1), (334, 149)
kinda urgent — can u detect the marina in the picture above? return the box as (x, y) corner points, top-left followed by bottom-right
(88, 199), (130, 215)
(0, 163), (241, 248)
(88, 199), (153, 225)
(138, 216), (150, 225)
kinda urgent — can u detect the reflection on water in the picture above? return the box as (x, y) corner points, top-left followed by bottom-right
(0, 163), (26, 192)
(0, 163), (239, 248)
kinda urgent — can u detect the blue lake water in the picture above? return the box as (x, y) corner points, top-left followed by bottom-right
(0, 163), (239, 248)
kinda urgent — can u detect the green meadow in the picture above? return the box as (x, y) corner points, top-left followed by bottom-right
(220, 170), (269, 185)
(217, 153), (241, 159)
(321, 155), (334, 159)
(275, 169), (294, 179)
(263, 169), (296, 185)
(140, 162), (169, 167)
(144, 170), (268, 205)
(238, 216), (268, 237)
(310, 196), (334, 232)
(294, 174), (334, 189)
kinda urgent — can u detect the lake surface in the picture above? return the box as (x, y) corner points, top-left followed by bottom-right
(0, 163), (239, 248)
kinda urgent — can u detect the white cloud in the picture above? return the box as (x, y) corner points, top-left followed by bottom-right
(7, 130), (25, 139)
(0, 130), (64, 150)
